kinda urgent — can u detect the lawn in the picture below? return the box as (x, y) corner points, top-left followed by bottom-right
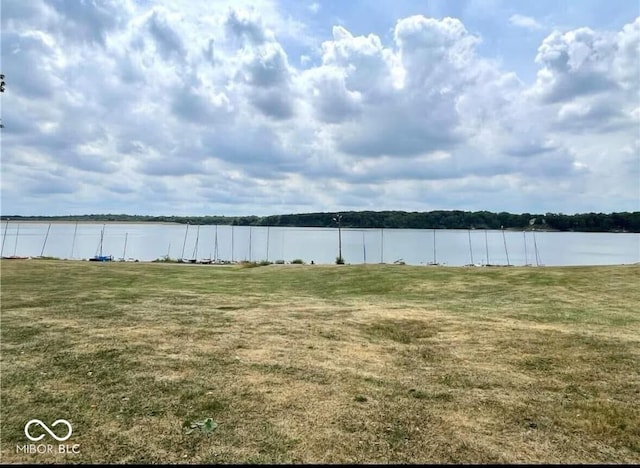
(1, 260), (639, 463)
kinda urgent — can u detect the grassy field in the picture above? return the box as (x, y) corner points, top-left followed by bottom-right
(1, 260), (639, 464)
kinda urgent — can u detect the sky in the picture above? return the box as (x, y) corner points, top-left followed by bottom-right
(1, 0), (639, 217)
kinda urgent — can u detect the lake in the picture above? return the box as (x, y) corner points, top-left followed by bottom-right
(1, 222), (638, 266)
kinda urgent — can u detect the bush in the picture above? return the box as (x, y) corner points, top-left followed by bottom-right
(291, 258), (305, 264)
(258, 260), (272, 266)
(153, 256), (179, 263)
(336, 256), (345, 264)
(275, 259), (285, 264)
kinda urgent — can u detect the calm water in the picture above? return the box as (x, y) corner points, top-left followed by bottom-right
(0, 222), (638, 266)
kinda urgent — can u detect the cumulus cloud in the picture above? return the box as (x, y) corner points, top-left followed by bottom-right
(531, 27), (619, 103)
(305, 16), (487, 157)
(528, 18), (639, 143)
(1, 1), (638, 216)
(222, 9), (297, 119)
(612, 17), (640, 90)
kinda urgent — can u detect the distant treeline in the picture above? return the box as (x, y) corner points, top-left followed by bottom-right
(2, 211), (639, 232)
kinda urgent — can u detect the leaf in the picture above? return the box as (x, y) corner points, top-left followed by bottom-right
(201, 418), (218, 433)
(184, 417), (218, 435)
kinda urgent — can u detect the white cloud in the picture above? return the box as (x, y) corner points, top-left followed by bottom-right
(1, 1), (638, 216)
(530, 27), (619, 103)
(509, 14), (542, 30)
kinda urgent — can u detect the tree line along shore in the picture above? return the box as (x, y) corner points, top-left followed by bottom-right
(1, 210), (639, 233)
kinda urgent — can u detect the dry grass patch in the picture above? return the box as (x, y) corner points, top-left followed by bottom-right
(1, 260), (638, 463)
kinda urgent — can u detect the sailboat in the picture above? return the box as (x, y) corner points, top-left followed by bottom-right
(200, 225), (214, 264)
(501, 226), (512, 267)
(2, 221), (29, 259)
(188, 225), (199, 263)
(426, 228), (440, 265)
(118, 232), (128, 262)
(38, 223), (52, 258)
(179, 223), (189, 263)
(89, 225), (113, 261)
(200, 236), (212, 263)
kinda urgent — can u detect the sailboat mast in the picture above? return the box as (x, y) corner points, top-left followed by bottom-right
(533, 230), (541, 266)
(502, 226), (510, 266)
(249, 226), (252, 262)
(181, 223), (189, 260)
(468, 229), (474, 265)
(485, 229), (490, 266)
(70, 222), (78, 259)
(265, 226), (269, 262)
(99, 225), (105, 257)
(40, 223), (52, 257)
(433, 228), (436, 264)
(1, 219), (9, 257)
(362, 231), (366, 264)
(13, 223), (20, 256)
(123, 232), (128, 260)
(214, 225), (219, 262)
(192, 225), (200, 260)
(208, 227), (213, 261)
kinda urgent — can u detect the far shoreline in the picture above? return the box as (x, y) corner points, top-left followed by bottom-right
(0, 219), (636, 233)
(0, 219), (183, 225)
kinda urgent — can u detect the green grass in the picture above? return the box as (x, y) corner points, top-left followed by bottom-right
(1, 260), (639, 463)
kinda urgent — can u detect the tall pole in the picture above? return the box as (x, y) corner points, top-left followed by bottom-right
(380, 228), (384, 263)
(502, 226), (510, 266)
(485, 229), (490, 266)
(362, 231), (366, 264)
(433, 228), (437, 264)
(40, 223), (52, 257)
(333, 213), (343, 261)
(122, 232), (128, 260)
(1, 219), (9, 257)
(266, 226), (270, 262)
(192, 225), (200, 260)
(13, 223), (20, 256)
(231, 225), (235, 263)
(214, 225), (218, 262)
(209, 228), (213, 261)
(99, 225), (105, 257)
(338, 222), (342, 260)
(249, 226), (252, 262)
(468, 229), (474, 265)
(523, 231), (528, 266)
(70, 222), (78, 259)
(181, 223), (189, 261)
(533, 230), (541, 266)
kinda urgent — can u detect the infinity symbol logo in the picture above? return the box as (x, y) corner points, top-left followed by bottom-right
(24, 419), (73, 442)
